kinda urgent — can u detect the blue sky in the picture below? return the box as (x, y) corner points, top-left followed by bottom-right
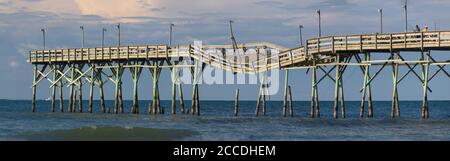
(1, 0), (450, 101)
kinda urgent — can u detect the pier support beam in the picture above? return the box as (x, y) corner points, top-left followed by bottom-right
(51, 65), (56, 112)
(119, 80), (123, 113)
(88, 64), (95, 113)
(178, 79), (185, 114)
(333, 54), (341, 119)
(288, 85), (293, 117)
(234, 88), (239, 116)
(367, 78), (373, 118)
(190, 59), (204, 116)
(131, 61), (143, 115)
(73, 90), (77, 112)
(339, 56), (350, 118)
(283, 70), (289, 117)
(67, 64), (75, 113)
(97, 68), (106, 113)
(359, 53), (369, 117)
(149, 61), (163, 115)
(31, 64), (38, 112)
(171, 67), (177, 114)
(77, 64), (84, 113)
(356, 53), (374, 118)
(59, 65), (64, 112)
(256, 72), (268, 116)
(190, 79), (197, 115)
(340, 73), (346, 118)
(195, 84), (200, 115)
(391, 52), (400, 118)
(262, 89), (266, 116)
(255, 79), (263, 117)
(310, 64), (320, 118)
(421, 51), (430, 119)
(113, 63), (124, 114)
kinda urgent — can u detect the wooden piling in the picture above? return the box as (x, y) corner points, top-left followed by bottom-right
(191, 84), (196, 115)
(234, 88), (239, 116)
(77, 65), (83, 113)
(51, 65), (56, 112)
(360, 53), (370, 117)
(119, 83), (124, 113)
(73, 90), (77, 112)
(391, 52), (399, 118)
(114, 65), (121, 114)
(171, 68), (177, 114)
(195, 85), (200, 116)
(88, 64), (95, 113)
(262, 73), (267, 116)
(360, 57), (368, 118)
(262, 91), (266, 116)
(314, 80), (320, 117)
(151, 65), (160, 115)
(97, 68), (106, 113)
(333, 54), (340, 119)
(310, 66), (316, 118)
(131, 62), (142, 115)
(311, 65), (320, 118)
(59, 66), (64, 112)
(178, 83), (185, 114)
(288, 85), (293, 117)
(255, 82), (262, 116)
(340, 57), (348, 118)
(283, 70), (289, 117)
(366, 53), (373, 117)
(340, 75), (346, 118)
(422, 51), (430, 119)
(67, 64), (75, 113)
(156, 80), (162, 114)
(31, 64), (38, 112)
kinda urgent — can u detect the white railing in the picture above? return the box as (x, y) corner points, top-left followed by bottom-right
(29, 31), (450, 73)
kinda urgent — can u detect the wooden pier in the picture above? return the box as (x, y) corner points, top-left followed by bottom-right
(29, 31), (450, 119)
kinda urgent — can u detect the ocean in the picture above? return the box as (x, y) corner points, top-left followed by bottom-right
(0, 100), (449, 141)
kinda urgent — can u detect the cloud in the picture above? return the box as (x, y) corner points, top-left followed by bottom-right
(9, 60), (18, 68)
(74, 0), (161, 23)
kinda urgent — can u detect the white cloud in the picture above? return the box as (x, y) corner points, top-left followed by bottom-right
(8, 60), (18, 68)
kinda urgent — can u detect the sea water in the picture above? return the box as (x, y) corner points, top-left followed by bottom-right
(0, 100), (449, 141)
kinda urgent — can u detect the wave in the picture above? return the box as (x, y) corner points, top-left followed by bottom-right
(15, 126), (197, 141)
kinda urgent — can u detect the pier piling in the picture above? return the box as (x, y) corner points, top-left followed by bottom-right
(391, 52), (400, 118)
(97, 68), (106, 113)
(51, 65), (56, 112)
(59, 65), (64, 112)
(88, 64), (95, 113)
(77, 64), (84, 113)
(131, 61), (143, 115)
(234, 88), (239, 116)
(171, 67), (177, 114)
(31, 64), (38, 112)
(333, 54), (341, 119)
(283, 70), (289, 117)
(422, 51), (430, 119)
(67, 64), (75, 113)
(288, 85), (293, 117)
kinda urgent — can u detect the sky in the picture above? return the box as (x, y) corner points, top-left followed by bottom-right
(1, 0), (450, 101)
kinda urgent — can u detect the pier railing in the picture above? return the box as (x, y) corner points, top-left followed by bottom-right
(29, 31), (450, 72)
(277, 31), (450, 68)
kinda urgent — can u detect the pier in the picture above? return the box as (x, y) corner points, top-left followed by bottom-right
(29, 30), (450, 119)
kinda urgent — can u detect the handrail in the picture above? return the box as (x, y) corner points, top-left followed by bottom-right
(28, 31), (450, 73)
